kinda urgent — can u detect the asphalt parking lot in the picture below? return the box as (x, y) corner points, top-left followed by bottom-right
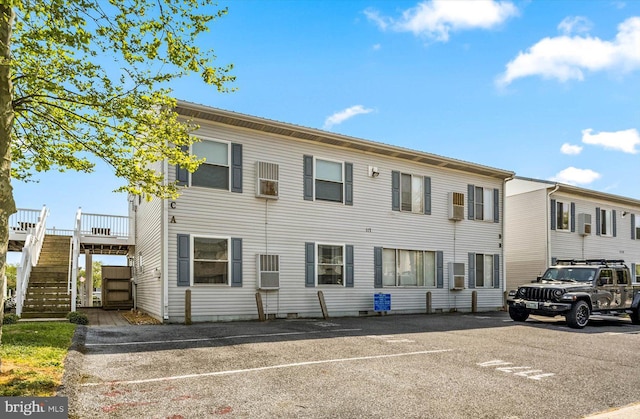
(61, 312), (640, 418)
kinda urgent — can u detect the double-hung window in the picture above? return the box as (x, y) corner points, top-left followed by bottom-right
(382, 248), (436, 287)
(601, 209), (612, 236)
(191, 139), (230, 189)
(392, 172), (431, 214)
(556, 201), (570, 231)
(317, 244), (344, 285)
(474, 253), (495, 288)
(303, 156), (353, 204)
(468, 185), (498, 222)
(633, 214), (639, 240)
(193, 236), (229, 285)
(597, 208), (613, 236)
(401, 174), (424, 213)
(315, 159), (344, 202)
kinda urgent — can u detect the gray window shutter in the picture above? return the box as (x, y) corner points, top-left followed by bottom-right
(231, 143), (243, 193)
(570, 203), (576, 232)
(374, 247), (383, 288)
(632, 214), (636, 240)
(468, 253), (475, 289)
(632, 263), (637, 282)
(424, 177), (432, 215)
(391, 171), (400, 211)
(231, 238), (242, 287)
(468, 184), (475, 220)
(550, 199), (556, 230)
(493, 188), (499, 223)
(595, 207), (601, 235)
(305, 242), (315, 287)
(303, 155), (313, 201)
(177, 234), (190, 287)
(345, 245), (354, 287)
(436, 251), (443, 288)
(612, 210), (617, 237)
(493, 254), (500, 289)
(345, 163), (353, 206)
(176, 145), (189, 186)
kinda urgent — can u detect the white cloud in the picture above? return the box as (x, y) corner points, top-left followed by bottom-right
(497, 17), (640, 86)
(549, 167), (601, 185)
(323, 105), (374, 130)
(557, 16), (592, 35)
(582, 128), (640, 154)
(560, 143), (583, 155)
(365, 0), (518, 42)
(372, 43), (382, 51)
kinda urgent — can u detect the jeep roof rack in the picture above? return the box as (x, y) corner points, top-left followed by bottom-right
(555, 259), (626, 267)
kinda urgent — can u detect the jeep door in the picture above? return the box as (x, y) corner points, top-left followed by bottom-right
(615, 268), (633, 309)
(594, 269), (615, 309)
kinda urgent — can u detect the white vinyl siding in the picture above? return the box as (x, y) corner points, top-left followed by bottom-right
(506, 178), (640, 292)
(156, 116), (507, 322)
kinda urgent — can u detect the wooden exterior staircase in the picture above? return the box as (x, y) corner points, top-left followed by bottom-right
(21, 235), (72, 319)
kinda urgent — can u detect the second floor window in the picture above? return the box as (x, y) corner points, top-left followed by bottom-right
(600, 208), (612, 236)
(192, 139), (230, 190)
(556, 201), (570, 230)
(472, 186), (495, 221)
(315, 159), (344, 202)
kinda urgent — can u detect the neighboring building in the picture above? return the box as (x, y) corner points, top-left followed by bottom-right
(131, 101), (514, 322)
(505, 177), (640, 289)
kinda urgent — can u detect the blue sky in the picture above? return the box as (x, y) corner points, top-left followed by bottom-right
(9, 0), (640, 261)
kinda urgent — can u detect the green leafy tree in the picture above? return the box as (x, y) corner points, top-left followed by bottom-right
(4, 262), (15, 290)
(0, 0), (235, 358)
(78, 260), (102, 290)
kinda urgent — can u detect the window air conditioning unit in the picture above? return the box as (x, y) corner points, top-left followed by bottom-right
(578, 213), (592, 236)
(449, 262), (465, 290)
(257, 254), (280, 289)
(256, 161), (279, 199)
(448, 192), (465, 221)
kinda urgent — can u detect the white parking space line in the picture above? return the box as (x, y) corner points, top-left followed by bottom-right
(85, 328), (362, 347)
(366, 335), (415, 343)
(81, 349), (454, 387)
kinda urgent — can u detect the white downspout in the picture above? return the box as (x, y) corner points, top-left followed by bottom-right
(162, 159), (170, 320)
(547, 185), (560, 266)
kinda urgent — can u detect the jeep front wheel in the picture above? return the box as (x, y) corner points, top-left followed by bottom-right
(509, 306), (529, 322)
(631, 308), (640, 325)
(566, 301), (590, 329)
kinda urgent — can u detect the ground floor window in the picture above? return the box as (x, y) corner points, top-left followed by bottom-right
(193, 236), (229, 284)
(382, 248), (435, 287)
(317, 244), (344, 285)
(475, 253), (495, 287)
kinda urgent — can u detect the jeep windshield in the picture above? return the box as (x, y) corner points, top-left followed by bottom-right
(541, 268), (596, 283)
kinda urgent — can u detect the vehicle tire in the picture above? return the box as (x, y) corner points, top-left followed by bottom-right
(509, 306), (529, 322)
(631, 308), (640, 325)
(566, 300), (590, 329)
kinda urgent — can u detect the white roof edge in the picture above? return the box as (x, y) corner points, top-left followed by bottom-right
(174, 99), (515, 180)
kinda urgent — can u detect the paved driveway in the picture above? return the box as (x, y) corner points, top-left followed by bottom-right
(61, 312), (640, 418)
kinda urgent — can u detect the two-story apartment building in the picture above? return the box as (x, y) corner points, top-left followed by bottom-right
(131, 101), (514, 322)
(505, 177), (640, 289)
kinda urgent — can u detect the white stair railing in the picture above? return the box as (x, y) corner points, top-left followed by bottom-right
(68, 208), (82, 312)
(16, 205), (49, 316)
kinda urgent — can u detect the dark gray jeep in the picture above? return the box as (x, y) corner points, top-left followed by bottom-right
(507, 259), (640, 329)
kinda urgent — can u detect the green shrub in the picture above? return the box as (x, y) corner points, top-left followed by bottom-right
(3, 313), (20, 324)
(66, 311), (89, 325)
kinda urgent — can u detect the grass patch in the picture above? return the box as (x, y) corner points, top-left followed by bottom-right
(0, 322), (76, 396)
